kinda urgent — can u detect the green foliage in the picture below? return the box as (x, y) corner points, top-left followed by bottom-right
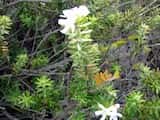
(90, 0), (121, 41)
(19, 13), (34, 28)
(111, 63), (121, 72)
(140, 99), (160, 120)
(0, 16), (12, 41)
(69, 108), (85, 120)
(110, 39), (127, 49)
(139, 64), (152, 77)
(105, 12), (121, 28)
(96, 85), (117, 106)
(70, 78), (89, 105)
(6, 83), (21, 105)
(149, 15), (160, 29)
(35, 76), (54, 98)
(65, 10), (119, 117)
(31, 54), (49, 69)
(18, 3), (48, 29)
(34, 76), (61, 110)
(0, 16), (12, 59)
(89, 0), (111, 12)
(13, 53), (28, 73)
(17, 91), (35, 109)
(90, 0), (152, 58)
(6, 76), (61, 111)
(123, 91), (144, 120)
(70, 75), (117, 106)
(68, 16), (100, 75)
(135, 23), (150, 51)
(140, 64), (160, 95)
(65, 13), (102, 108)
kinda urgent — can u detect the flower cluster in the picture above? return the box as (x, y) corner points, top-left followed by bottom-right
(95, 103), (122, 120)
(58, 5), (90, 34)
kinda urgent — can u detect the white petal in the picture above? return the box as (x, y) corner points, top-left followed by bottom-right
(58, 5), (90, 34)
(61, 24), (75, 34)
(114, 104), (120, 109)
(60, 19), (74, 26)
(60, 27), (69, 34)
(59, 15), (66, 18)
(58, 18), (75, 34)
(58, 19), (67, 26)
(117, 113), (122, 117)
(62, 9), (73, 18)
(108, 111), (122, 120)
(63, 8), (78, 20)
(100, 114), (107, 120)
(79, 5), (90, 15)
(109, 116), (118, 120)
(95, 110), (103, 116)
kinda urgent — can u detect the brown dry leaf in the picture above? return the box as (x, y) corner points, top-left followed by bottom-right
(94, 70), (120, 86)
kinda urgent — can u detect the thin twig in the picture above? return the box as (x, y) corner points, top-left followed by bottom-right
(148, 43), (160, 47)
(18, 77), (34, 91)
(31, 16), (39, 53)
(3, 0), (52, 8)
(139, 0), (158, 16)
(30, 47), (53, 57)
(3, 111), (19, 120)
(140, 4), (160, 16)
(34, 29), (61, 53)
(21, 29), (31, 47)
(118, 0), (135, 8)
(48, 47), (67, 61)
(65, 66), (73, 99)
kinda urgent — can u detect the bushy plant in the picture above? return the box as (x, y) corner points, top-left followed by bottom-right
(18, 3), (48, 29)
(140, 99), (160, 120)
(35, 75), (54, 98)
(6, 75), (61, 111)
(34, 75), (61, 110)
(5, 82), (21, 106)
(69, 108), (85, 120)
(123, 91), (144, 120)
(0, 16), (12, 41)
(149, 15), (160, 29)
(13, 53), (28, 73)
(31, 54), (49, 69)
(17, 91), (35, 109)
(140, 64), (160, 95)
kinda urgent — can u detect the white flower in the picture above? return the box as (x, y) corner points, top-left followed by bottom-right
(58, 5), (90, 34)
(95, 103), (110, 120)
(75, 5), (90, 17)
(107, 104), (122, 120)
(95, 103), (122, 120)
(58, 18), (75, 34)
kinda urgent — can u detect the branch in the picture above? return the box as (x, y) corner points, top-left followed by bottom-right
(35, 28), (61, 52)
(0, 107), (19, 120)
(19, 59), (71, 76)
(3, 110), (19, 120)
(148, 43), (160, 47)
(3, 0), (52, 8)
